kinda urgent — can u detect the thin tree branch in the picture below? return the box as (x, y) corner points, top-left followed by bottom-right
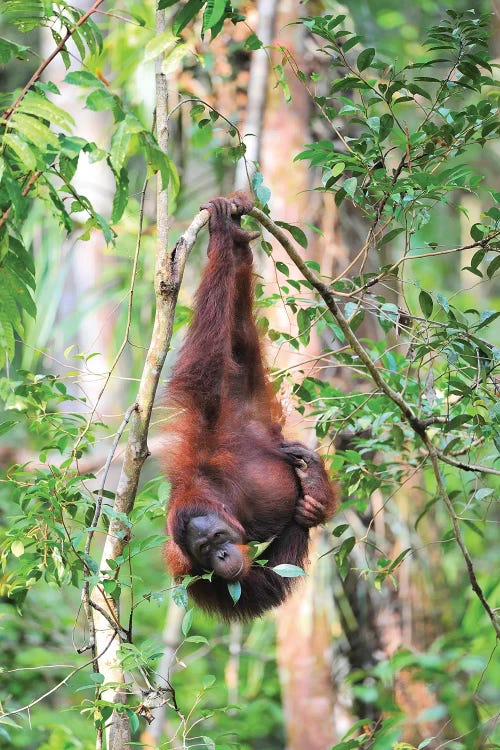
(0, 634), (116, 720)
(3, 0), (106, 121)
(425, 442), (500, 638)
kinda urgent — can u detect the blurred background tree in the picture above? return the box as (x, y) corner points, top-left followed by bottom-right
(0, 1), (499, 749)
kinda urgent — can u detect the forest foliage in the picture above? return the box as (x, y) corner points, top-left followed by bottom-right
(0, 1), (499, 749)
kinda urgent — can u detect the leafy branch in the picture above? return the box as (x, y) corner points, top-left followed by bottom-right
(250, 205), (500, 638)
(3, 0), (106, 122)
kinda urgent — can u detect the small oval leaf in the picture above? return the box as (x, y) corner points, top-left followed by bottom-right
(227, 580), (242, 604)
(272, 564), (306, 578)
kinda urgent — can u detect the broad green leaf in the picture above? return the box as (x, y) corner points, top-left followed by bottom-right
(331, 161), (345, 177)
(11, 540), (24, 558)
(86, 88), (116, 112)
(173, 0), (204, 36)
(272, 564), (306, 578)
(276, 261), (289, 275)
(10, 112), (59, 150)
(110, 120), (131, 172)
(343, 177), (357, 198)
(0, 37), (30, 64)
(245, 33), (262, 50)
(379, 227), (404, 246)
(486, 254), (500, 279)
(227, 580), (242, 604)
(275, 220), (308, 248)
(181, 608), (193, 636)
(332, 524), (349, 537)
(419, 290), (434, 318)
(2, 132), (37, 170)
(20, 91), (74, 131)
(1, 281), (23, 336)
(143, 30), (177, 62)
(65, 70), (104, 87)
(111, 167), (129, 223)
(161, 43), (190, 77)
(357, 47), (375, 71)
(184, 635), (209, 644)
(379, 303), (399, 332)
(0, 313), (15, 367)
(204, 0), (227, 30)
(202, 675), (216, 689)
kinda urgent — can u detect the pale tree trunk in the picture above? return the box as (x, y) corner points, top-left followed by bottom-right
(234, 0), (278, 191)
(90, 8), (175, 748)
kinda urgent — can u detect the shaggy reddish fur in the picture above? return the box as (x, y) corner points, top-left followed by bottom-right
(163, 193), (337, 620)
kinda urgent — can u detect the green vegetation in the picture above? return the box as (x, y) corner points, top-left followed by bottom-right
(0, 1), (498, 748)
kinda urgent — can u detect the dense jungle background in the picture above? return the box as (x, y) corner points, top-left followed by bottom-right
(0, 1), (499, 748)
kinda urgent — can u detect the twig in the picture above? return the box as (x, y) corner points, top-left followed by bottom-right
(0, 634), (116, 720)
(84, 402), (139, 560)
(71, 177), (149, 462)
(425, 442), (500, 638)
(3, 0), (106, 121)
(434, 449), (500, 477)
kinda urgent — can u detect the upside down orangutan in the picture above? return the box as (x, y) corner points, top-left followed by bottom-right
(164, 192), (338, 620)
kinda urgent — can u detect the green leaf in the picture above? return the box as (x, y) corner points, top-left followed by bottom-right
(86, 88), (116, 112)
(252, 171), (271, 206)
(470, 223), (486, 241)
(111, 167), (129, 223)
(0, 37), (30, 64)
(486, 254), (500, 279)
(343, 177), (357, 198)
(143, 30), (177, 62)
(419, 290), (433, 318)
(0, 420), (18, 436)
(181, 608), (193, 636)
(10, 112), (59, 151)
(202, 674), (216, 690)
(204, 0), (227, 30)
(109, 120), (131, 172)
(11, 540), (24, 558)
(342, 35), (362, 53)
(161, 42), (190, 76)
(227, 580), (241, 604)
(20, 90), (74, 131)
(173, 0), (204, 36)
(245, 32), (262, 50)
(65, 70), (104, 88)
(379, 303), (399, 332)
(335, 536), (355, 579)
(332, 524), (349, 538)
(272, 564), (306, 578)
(2, 133), (37, 171)
(275, 221), (308, 248)
(331, 161), (345, 177)
(276, 261), (289, 276)
(0, 311), (15, 368)
(379, 227), (404, 247)
(357, 47), (375, 71)
(248, 538), (275, 559)
(297, 307), (311, 345)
